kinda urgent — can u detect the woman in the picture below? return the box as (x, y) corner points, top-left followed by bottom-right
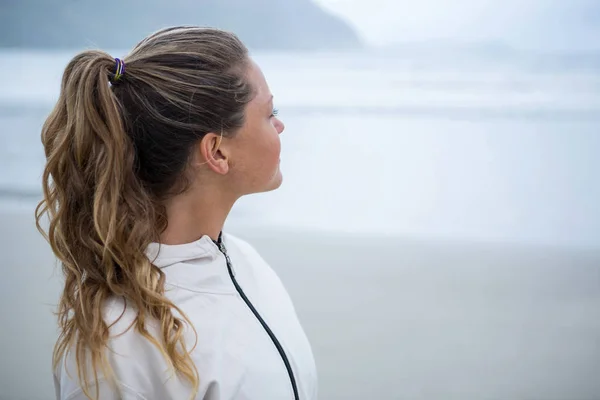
(36, 26), (317, 400)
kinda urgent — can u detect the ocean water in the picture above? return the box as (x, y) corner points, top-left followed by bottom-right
(1, 49), (599, 248)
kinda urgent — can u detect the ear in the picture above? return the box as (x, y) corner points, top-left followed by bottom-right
(193, 132), (230, 175)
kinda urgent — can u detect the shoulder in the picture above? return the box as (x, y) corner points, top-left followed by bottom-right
(222, 232), (276, 274)
(55, 297), (187, 400)
(222, 232), (259, 256)
(222, 231), (296, 301)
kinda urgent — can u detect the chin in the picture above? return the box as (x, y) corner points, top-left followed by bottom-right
(260, 168), (283, 193)
(265, 170), (283, 192)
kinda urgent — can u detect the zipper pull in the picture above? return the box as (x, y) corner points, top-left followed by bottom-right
(218, 241), (236, 277)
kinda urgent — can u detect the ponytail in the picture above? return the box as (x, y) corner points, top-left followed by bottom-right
(35, 50), (199, 399)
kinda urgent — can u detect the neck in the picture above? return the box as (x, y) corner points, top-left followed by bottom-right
(160, 186), (236, 245)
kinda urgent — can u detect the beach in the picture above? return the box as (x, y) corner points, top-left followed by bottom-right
(2, 205), (599, 400)
(1, 47), (600, 399)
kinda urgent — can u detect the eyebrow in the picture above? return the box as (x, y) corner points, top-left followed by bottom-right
(265, 95), (273, 105)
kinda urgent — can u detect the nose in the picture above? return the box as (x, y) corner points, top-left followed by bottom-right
(275, 117), (285, 134)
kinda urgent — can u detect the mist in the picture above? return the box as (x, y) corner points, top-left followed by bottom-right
(317, 0), (600, 51)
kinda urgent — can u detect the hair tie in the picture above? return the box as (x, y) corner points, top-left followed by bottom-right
(110, 58), (126, 84)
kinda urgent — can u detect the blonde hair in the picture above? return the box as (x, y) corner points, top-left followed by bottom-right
(35, 26), (253, 399)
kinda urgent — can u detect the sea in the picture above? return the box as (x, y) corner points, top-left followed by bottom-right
(1, 48), (599, 249)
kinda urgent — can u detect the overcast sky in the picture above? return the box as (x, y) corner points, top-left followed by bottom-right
(316, 0), (600, 50)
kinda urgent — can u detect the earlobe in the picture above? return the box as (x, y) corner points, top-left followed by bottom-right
(196, 133), (229, 175)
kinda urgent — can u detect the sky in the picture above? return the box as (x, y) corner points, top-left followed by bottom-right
(315, 0), (600, 51)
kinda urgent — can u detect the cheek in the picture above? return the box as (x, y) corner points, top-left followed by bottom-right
(272, 134), (281, 158)
(237, 123), (281, 180)
(263, 125), (281, 160)
(257, 129), (281, 180)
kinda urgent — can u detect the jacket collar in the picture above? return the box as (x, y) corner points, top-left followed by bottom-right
(145, 233), (236, 295)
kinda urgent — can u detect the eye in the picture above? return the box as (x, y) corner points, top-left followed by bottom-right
(270, 108), (279, 118)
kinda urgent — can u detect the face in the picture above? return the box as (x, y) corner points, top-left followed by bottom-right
(226, 58), (285, 195)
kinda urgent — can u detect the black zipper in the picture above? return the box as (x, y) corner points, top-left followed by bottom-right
(215, 236), (299, 400)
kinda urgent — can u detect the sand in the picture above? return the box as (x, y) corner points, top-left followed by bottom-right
(1, 207), (600, 400)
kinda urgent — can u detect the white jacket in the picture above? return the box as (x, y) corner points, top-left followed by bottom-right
(54, 233), (318, 400)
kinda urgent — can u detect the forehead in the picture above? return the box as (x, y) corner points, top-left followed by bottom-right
(246, 58), (271, 102)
